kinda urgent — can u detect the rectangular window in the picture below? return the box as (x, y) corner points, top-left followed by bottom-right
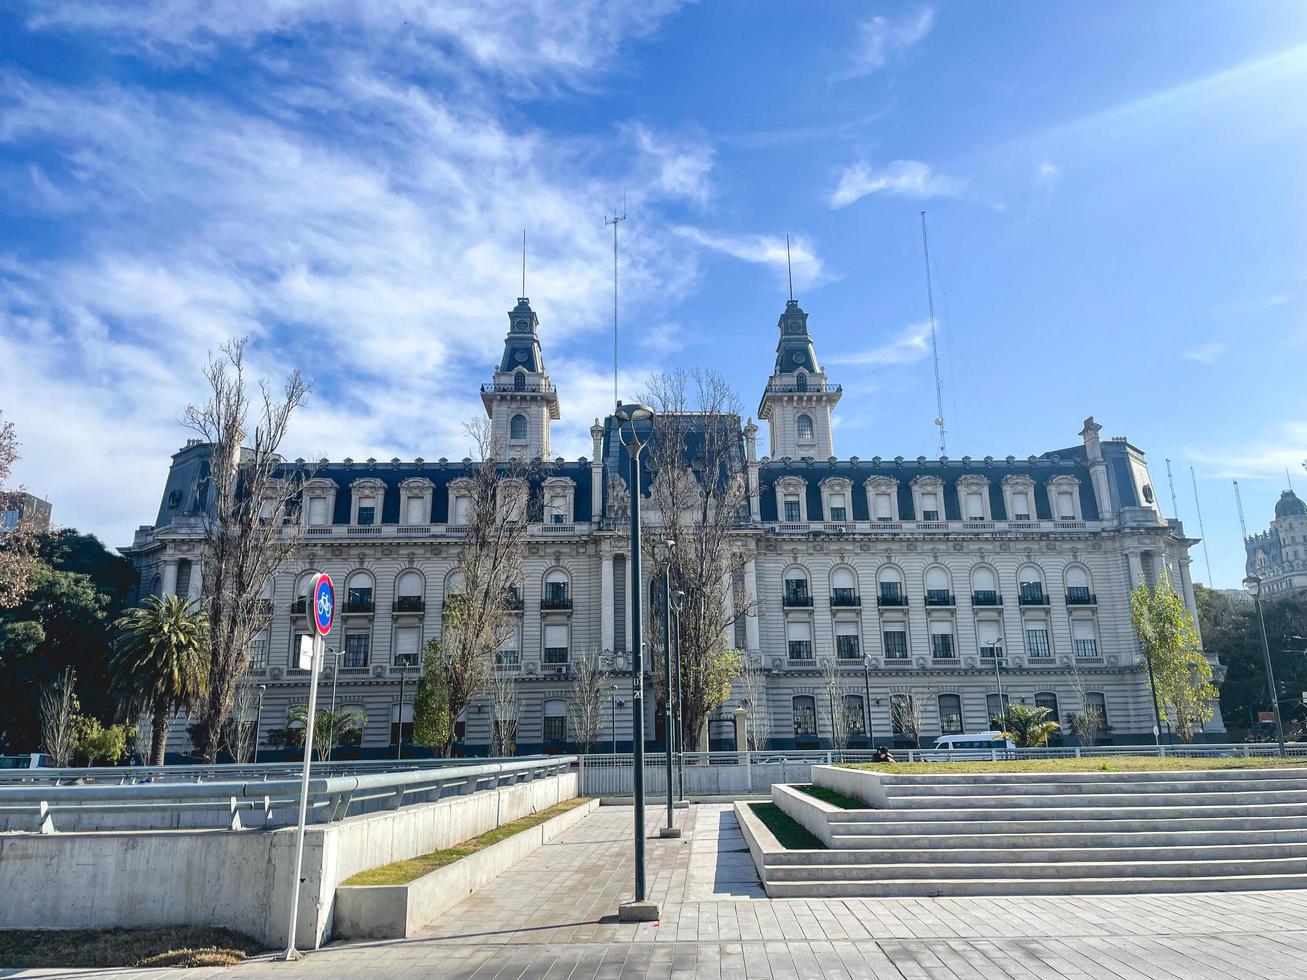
(1026, 627), (1051, 659)
(882, 629), (908, 660)
(406, 495), (426, 524)
(308, 496), (328, 526)
(394, 627), (420, 667)
(987, 693), (1010, 725)
(890, 694), (915, 735)
(965, 491), (984, 520)
(1035, 693), (1059, 723)
(291, 631), (310, 668)
(1086, 692), (1108, 726)
(783, 496), (801, 522)
(543, 623), (569, 664)
(879, 581), (902, 601)
(844, 695), (866, 736)
(787, 640), (813, 661)
(543, 715), (566, 742)
(1057, 491), (1075, 520)
(836, 633), (861, 659)
(792, 697), (817, 738)
(452, 495), (470, 524)
(357, 498), (376, 525)
(930, 632), (955, 659)
(545, 581), (570, 604)
(1012, 491), (1030, 521)
(977, 618), (1003, 658)
(250, 633), (269, 670)
(829, 494), (847, 522)
(343, 633), (370, 669)
(1075, 637), (1099, 658)
(874, 492), (893, 520)
(347, 587), (373, 612)
(938, 694), (963, 735)
(921, 491), (939, 521)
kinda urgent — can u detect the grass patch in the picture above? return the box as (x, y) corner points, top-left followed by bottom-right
(794, 784), (866, 809)
(844, 755), (1307, 775)
(344, 797), (590, 886)
(748, 802), (826, 849)
(0, 927), (262, 968)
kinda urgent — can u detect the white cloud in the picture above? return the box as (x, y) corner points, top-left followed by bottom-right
(840, 6), (934, 79)
(671, 226), (825, 291)
(1188, 422), (1307, 480)
(625, 123), (715, 207)
(1182, 341), (1227, 364)
(639, 322), (684, 355)
(829, 159), (964, 208)
(827, 322), (934, 366)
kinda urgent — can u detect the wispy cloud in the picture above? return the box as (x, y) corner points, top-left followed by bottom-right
(1182, 341), (1227, 364)
(671, 226), (825, 290)
(838, 6), (934, 80)
(828, 159), (964, 208)
(828, 322), (934, 366)
(1188, 422), (1307, 480)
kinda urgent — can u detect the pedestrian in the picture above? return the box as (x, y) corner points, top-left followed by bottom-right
(876, 745), (895, 764)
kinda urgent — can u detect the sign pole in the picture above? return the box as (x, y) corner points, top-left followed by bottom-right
(279, 572), (332, 960)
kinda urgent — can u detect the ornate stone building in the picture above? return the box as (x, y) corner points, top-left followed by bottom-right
(1245, 489), (1307, 599)
(124, 295), (1223, 754)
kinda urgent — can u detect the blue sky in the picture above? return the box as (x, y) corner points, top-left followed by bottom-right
(1, 1), (1304, 588)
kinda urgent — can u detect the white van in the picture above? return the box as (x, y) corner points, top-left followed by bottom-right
(920, 731), (1015, 762)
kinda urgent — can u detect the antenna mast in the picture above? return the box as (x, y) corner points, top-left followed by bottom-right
(1165, 459), (1180, 518)
(1190, 466), (1215, 585)
(920, 211), (946, 454)
(521, 229), (526, 297)
(786, 234), (794, 302)
(604, 197), (626, 409)
(1234, 479), (1248, 539)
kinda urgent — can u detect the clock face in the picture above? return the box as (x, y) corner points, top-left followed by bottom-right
(513, 318), (530, 333)
(787, 319), (803, 333)
(792, 351), (805, 364)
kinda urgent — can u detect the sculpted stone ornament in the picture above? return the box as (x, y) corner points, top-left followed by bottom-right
(607, 472), (631, 518)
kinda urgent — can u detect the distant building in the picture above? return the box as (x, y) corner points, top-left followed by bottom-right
(124, 295), (1222, 754)
(1245, 489), (1307, 598)
(0, 492), (51, 535)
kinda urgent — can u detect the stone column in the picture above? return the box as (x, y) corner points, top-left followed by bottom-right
(161, 557), (179, 597)
(601, 552), (615, 654)
(744, 557), (760, 653)
(1126, 550), (1144, 589)
(733, 706), (747, 758)
(187, 559), (203, 601)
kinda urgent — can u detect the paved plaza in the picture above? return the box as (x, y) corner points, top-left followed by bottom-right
(14, 804), (1307, 978)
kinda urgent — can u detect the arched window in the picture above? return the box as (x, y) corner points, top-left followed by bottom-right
(792, 695), (817, 738)
(830, 566), (859, 605)
(783, 566), (811, 606)
(150, 574), (162, 597)
(1085, 691), (1108, 726)
(543, 699), (567, 744)
(971, 565), (999, 604)
(924, 566), (953, 605)
(1034, 692), (1060, 725)
(1065, 565), (1093, 604)
(543, 568), (571, 608)
(390, 702), (413, 746)
(346, 571), (375, 612)
(513, 371), (526, 392)
(795, 372), (808, 392)
(796, 414), (814, 441)
(877, 565), (905, 604)
(1017, 564), (1046, 604)
(844, 695), (866, 737)
(938, 694), (963, 735)
(509, 413), (527, 441)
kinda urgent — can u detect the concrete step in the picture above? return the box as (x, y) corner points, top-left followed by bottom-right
(764, 856), (1307, 882)
(762, 873), (1307, 898)
(876, 767), (1307, 786)
(885, 777), (1307, 797)
(826, 802), (1307, 824)
(763, 842), (1307, 868)
(873, 789), (1307, 809)
(830, 814), (1307, 841)
(809, 826), (1307, 853)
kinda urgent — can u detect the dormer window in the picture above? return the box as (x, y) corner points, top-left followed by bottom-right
(1047, 476), (1083, 522)
(829, 494), (847, 522)
(1057, 490), (1075, 520)
(921, 491), (940, 522)
(1013, 491), (1031, 520)
(784, 495), (801, 522)
(357, 500), (376, 526)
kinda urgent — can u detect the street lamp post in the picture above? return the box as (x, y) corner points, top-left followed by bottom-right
(861, 657), (875, 748)
(1244, 574), (1286, 757)
(984, 639), (1005, 709)
(610, 683), (619, 754)
(660, 542), (679, 838)
(395, 666), (409, 761)
(672, 589), (686, 802)
(615, 400), (657, 918)
(252, 684), (267, 764)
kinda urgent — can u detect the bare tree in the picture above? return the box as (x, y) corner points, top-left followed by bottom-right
(39, 667), (79, 766)
(738, 655), (772, 751)
(0, 412), (41, 610)
(640, 369), (752, 750)
(225, 685), (261, 763)
(820, 657), (850, 750)
(1067, 661), (1105, 747)
(567, 647), (607, 753)
(489, 666), (519, 756)
(430, 418), (544, 756)
(183, 338), (312, 762)
(890, 691), (925, 749)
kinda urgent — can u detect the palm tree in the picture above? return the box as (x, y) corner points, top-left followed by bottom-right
(111, 595), (209, 765)
(992, 703), (1061, 748)
(287, 704), (367, 760)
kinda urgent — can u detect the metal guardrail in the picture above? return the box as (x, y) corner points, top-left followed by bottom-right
(0, 756), (576, 833)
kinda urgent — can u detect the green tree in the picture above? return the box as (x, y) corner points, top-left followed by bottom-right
(412, 642), (452, 754)
(992, 703), (1061, 747)
(1132, 580), (1219, 742)
(286, 703), (367, 760)
(72, 715), (136, 765)
(110, 595), (210, 765)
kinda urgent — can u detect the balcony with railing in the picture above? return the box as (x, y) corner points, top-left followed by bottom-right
(925, 589), (955, 607)
(1018, 585), (1049, 606)
(344, 590), (375, 615)
(392, 595), (425, 614)
(1066, 588), (1098, 605)
(783, 586), (814, 608)
(542, 647), (569, 666)
(971, 590), (1002, 606)
(763, 380), (842, 396)
(830, 588), (861, 607)
(541, 588), (572, 611)
(787, 640), (814, 665)
(480, 380), (557, 394)
(290, 597), (306, 615)
(502, 587), (524, 611)
(877, 587), (908, 607)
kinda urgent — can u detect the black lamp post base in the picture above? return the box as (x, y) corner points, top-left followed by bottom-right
(659, 826), (682, 838)
(618, 900), (661, 922)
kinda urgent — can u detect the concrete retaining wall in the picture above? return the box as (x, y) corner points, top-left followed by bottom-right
(335, 798), (599, 939)
(770, 784), (839, 847)
(0, 771), (576, 950)
(810, 766), (890, 807)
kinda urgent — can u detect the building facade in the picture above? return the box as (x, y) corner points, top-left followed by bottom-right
(124, 296), (1223, 754)
(1245, 489), (1307, 599)
(0, 492), (52, 535)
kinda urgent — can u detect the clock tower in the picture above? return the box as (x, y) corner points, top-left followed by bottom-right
(757, 299), (841, 459)
(481, 297), (560, 459)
